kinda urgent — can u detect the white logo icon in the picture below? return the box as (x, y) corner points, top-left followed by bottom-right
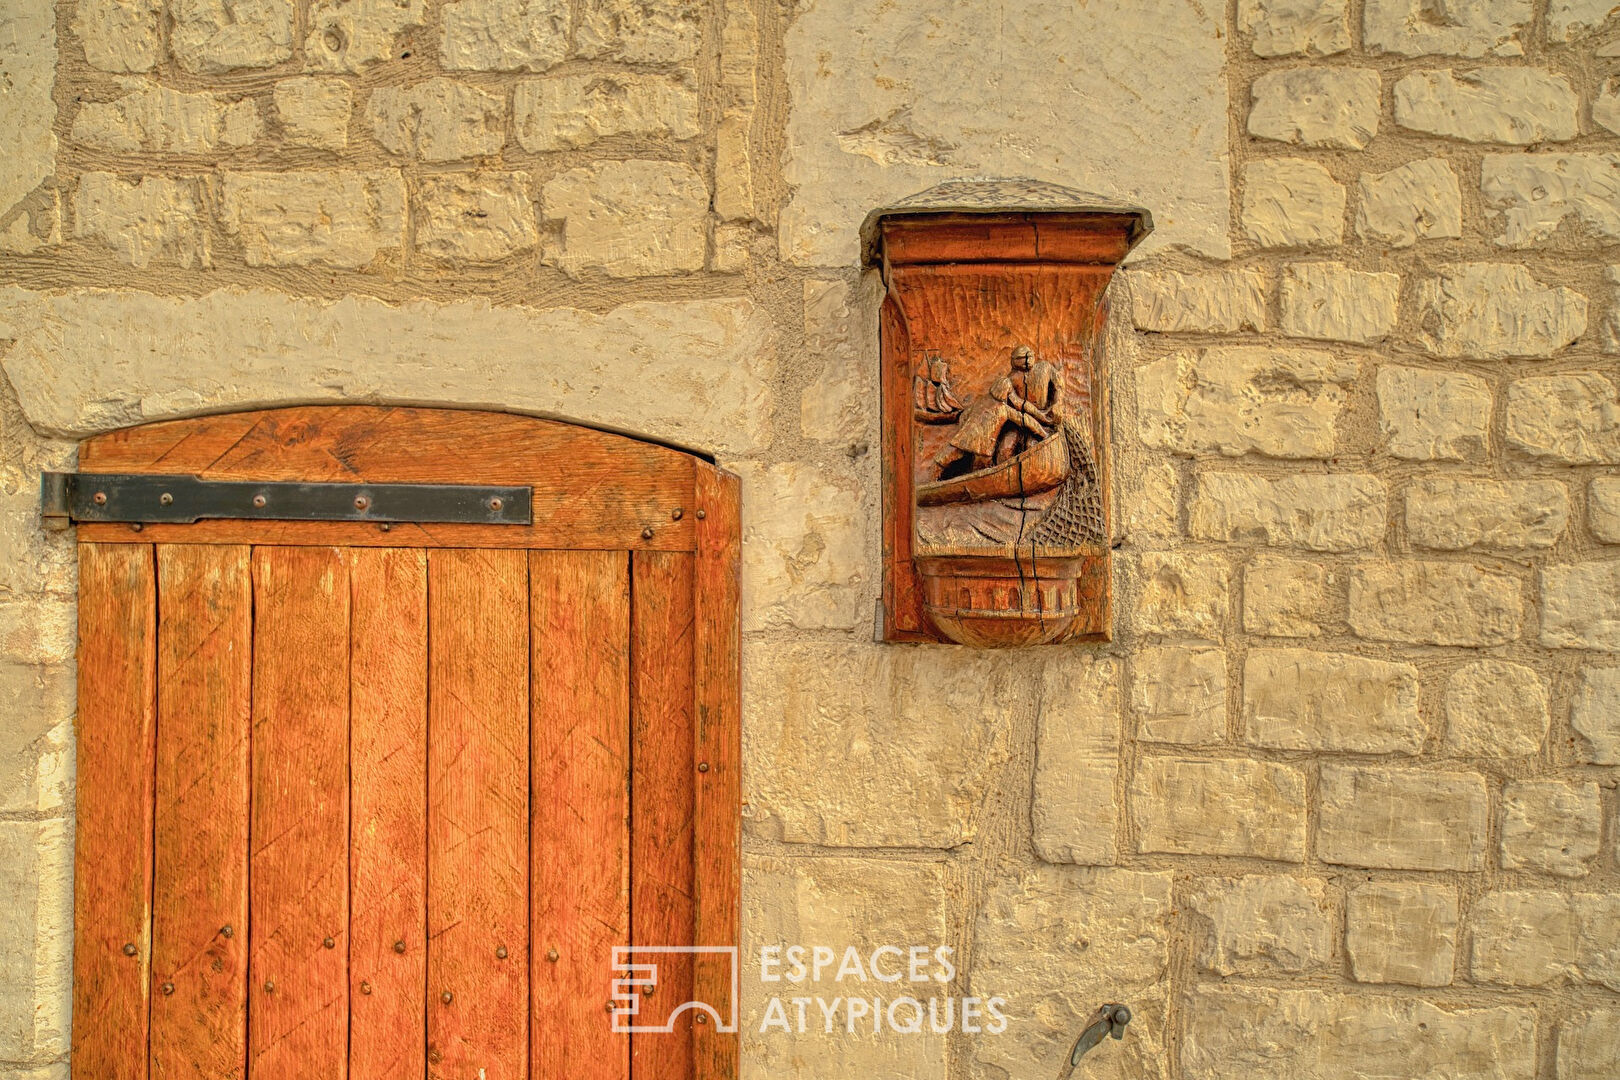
(610, 946), (740, 1033)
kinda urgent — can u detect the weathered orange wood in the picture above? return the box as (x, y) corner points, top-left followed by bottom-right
(629, 551), (696, 1080)
(879, 213), (1138, 265)
(530, 550), (631, 1080)
(249, 547), (350, 1078)
(151, 545), (251, 1080)
(73, 543), (157, 1079)
(348, 549), (428, 1080)
(427, 549), (529, 1079)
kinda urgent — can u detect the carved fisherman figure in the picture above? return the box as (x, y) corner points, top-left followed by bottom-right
(999, 344), (1063, 460)
(932, 367), (1051, 478)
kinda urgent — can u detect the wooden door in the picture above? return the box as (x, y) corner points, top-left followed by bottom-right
(68, 407), (740, 1080)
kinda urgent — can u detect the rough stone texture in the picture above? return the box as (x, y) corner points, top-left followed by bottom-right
(1501, 780), (1602, 879)
(799, 277), (876, 445)
(735, 461), (865, 632)
(577, 0), (702, 63)
(1394, 69), (1579, 144)
(1470, 891), (1580, 987)
(1136, 347), (1355, 459)
(1590, 478), (1620, 543)
(1317, 765), (1489, 871)
(1241, 158), (1346, 248)
(1405, 477), (1570, 550)
(0, 663), (73, 815)
(1130, 757), (1306, 862)
(1547, 0), (1620, 40)
(742, 642), (1019, 848)
(72, 85), (260, 155)
(713, 0), (759, 223)
(1571, 667), (1620, 764)
(1130, 646), (1226, 745)
(1189, 472), (1385, 552)
(1123, 459), (1180, 544)
(219, 170), (403, 268)
(367, 79), (505, 161)
(1238, 0), (1350, 56)
(1278, 262), (1399, 344)
(305, 0), (427, 72)
(1248, 68), (1379, 150)
(1132, 552), (1230, 642)
(1346, 883), (1458, 986)
(412, 172), (538, 262)
(779, 0), (1232, 265)
(1595, 77), (1620, 137)
(170, 0), (295, 73)
(273, 77), (352, 151)
(74, 173), (212, 269)
(1363, 0), (1534, 58)
(1243, 554), (1330, 638)
(1032, 655), (1121, 865)
(440, 0), (568, 71)
(1355, 158), (1463, 246)
(540, 161), (708, 279)
(1444, 660), (1550, 758)
(0, 287), (776, 455)
(1542, 561), (1620, 651)
(0, 600), (75, 666)
(1243, 649), (1422, 754)
(1187, 875), (1332, 975)
(1415, 264), (1587, 360)
(971, 868), (1174, 1080)
(1348, 561), (1523, 647)
(0, 820), (72, 1061)
(1507, 375), (1620, 464)
(73, 0), (160, 73)
(1481, 154), (1620, 248)
(1128, 268), (1269, 334)
(513, 72), (700, 152)
(1375, 365), (1491, 462)
(1558, 1009), (1620, 1080)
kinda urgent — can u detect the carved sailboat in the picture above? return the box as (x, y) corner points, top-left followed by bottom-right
(916, 429), (1070, 507)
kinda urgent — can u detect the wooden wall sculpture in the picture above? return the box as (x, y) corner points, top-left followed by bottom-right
(865, 181), (1152, 647)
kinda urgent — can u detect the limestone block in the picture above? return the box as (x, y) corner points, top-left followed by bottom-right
(1363, 0), (1533, 57)
(1130, 646), (1226, 745)
(273, 77), (352, 151)
(0, 820), (72, 1060)
(170, 0), (294, 72)
(1548, 0), (1620, 40)
(1356, 158), (1463, 246)
(541, 161), (707, 279)
(1415, 264), (1586, 359)
(1128, 268), (1269, 333)
(1394, 69), (1578, 143)
(1591, 478), (1620, 543)
(1244, 648), (1422, 754)
(1578, 893), (1620, 991)
(713, 0), (758, 222)
(1348, 561), (1523, 646)
(1242, 158), (1345, 248)
(1572, 667), (1620, 764)
(72, 85), (260, 155)
(1249, 68), (1379, 149)
(1278, 262), (1399, 344)
(73, 0), (160, 73)
(306, 0), (427, 72)
(1376, 365), (1490, 462)
(1406, 477), (1570, 550)
(0, 286), (777, 456)
(577, 0), (702, 63)
(1190, 472), (1385, 552)
(1187, 875), (1332, 975)
(778, 0), (1231, 265)
(513, 72), (699, 152)
(742, 642), (1020, 847)
(1501, 780), (1602, 878)
(0, 600), (74, 666)
(1346, 882), (1458, 986)
(413, 172), (538, 262)
(441, 0), (567, 71)
(0, 2), (53, 242)
(1132, 551), (1230, 642)
(74, 173), (212, 269)
(367, 79), (505, 161)
(1542, 561), (1620, 650)
(1596, 77), (1620, 137)
(800, 277), (877, 445)
(1470, 891), (1579, 986)
(1444, 659), (1550, 758)
(1507, 374), (1620, 464)
(1122, 459), (1180, 544)
(1558, 1010), (1620, 1080)
(710, 223), (750, 274)
(735, 462), (866, 632)
(1136, 346), (1356, 459)
(1243, 554), (1331, 638)
(219, 170), (403, 268)
(1130, 756), (1306, 862)
(1482, 153), (1620, 247)
(0, 663), (74, 814)
(1317, 765), (1488, 871)
(1032, 655), (1121, 865)
(1238, 0), (1350, 56)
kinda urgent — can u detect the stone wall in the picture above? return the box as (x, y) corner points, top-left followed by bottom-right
(1, 0), (1618, 1077)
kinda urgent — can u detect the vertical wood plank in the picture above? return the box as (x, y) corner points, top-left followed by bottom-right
(349, 549), (428, 1080)
(151, 545), (251, 1080)
(630, 550), (696, 1080)
(427, 549), (529, 1079)
(73, 543), (157, 1079)
(530, 550), (630, 1080)
(249, 547), (350, 1078)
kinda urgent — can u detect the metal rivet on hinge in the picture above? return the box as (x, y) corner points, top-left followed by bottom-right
(379, 522), (392, 532)
(488, 497), (504, 512)
(696, 509), (707, 520)
(641, 527), (655, 540)
(323, 937), (335, 949)
(672, 507), (684, 520)
(698, 762), (710, 773)
(161, 982), (174, 996)
(220, 925), (233, 938)
(252, 494), (267, 508)
(263, 980), (275, 993)
(495, 945), (508, 960)
(130, 522), (143, 532)
(394, 940), (406, 954)
(546, 948), (559, 963)
(696, 1013), (708, 1024)
(122, 942), (138, 956)
(360, 981), (372, 995)
(159, 492), (173, 506)
(93, 492), (107, 505)
(441, 990), (453, 1004)
(353, 495), (370, 511)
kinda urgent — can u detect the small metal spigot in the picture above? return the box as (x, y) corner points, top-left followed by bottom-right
(1059, 1002), (1132, 1076)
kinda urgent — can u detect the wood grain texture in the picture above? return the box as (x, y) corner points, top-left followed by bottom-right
(73, 543), (157, 1079)
(348, 549), (428, 1080)
(629, 551), (696, 1080)
(151, 545), (251, 1080)
(530, 550), (631, 1080)
(427, 549), (529, 1079)
(249, 547), (350, 1077)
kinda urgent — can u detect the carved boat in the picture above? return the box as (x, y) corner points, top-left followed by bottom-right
(917, 431), (1070, 507)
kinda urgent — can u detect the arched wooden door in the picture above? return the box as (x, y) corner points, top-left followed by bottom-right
(66, 407), (739, 1080)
